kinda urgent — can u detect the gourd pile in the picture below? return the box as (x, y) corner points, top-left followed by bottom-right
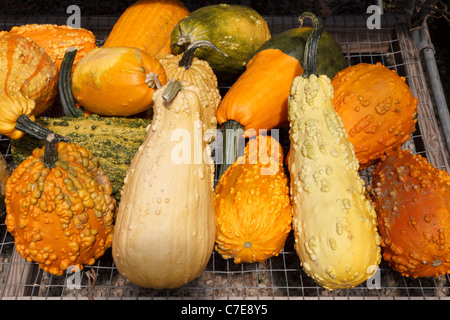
(0, 0), (448, 291)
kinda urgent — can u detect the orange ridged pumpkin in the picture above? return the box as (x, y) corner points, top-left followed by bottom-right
(371, 149), (450, 278)
(214, 135), (292, 264)
(331, 62), (418, 169)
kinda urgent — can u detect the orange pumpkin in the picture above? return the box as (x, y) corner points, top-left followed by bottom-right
(332, 62), (418, 169)
(71, 46), (167, 116)
(103, 0), (189, 59)
(214, 135), (292, 264)
(371, 149), (450, 278)
(0, 24), (97, 71)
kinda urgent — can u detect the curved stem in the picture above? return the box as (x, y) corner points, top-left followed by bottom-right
(299, 12), (324, 77)
(59, 47), (85, 117)
(179, 40), (228, 70)
(15, 115), (69, 142)
(218, 120), (245, 178)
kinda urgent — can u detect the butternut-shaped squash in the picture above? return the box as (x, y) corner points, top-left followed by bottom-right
(112, 81), (216, 289)
(287, 13), (381, 290)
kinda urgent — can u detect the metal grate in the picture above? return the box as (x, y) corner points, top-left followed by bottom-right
(1, 12), (449, 300)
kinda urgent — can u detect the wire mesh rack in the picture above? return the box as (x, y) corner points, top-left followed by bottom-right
(1, 8), (450, 301)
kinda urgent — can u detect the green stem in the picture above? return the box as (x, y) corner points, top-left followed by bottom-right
(179, 40), (228, 70)
(15, 114), (69, 142)
(59, 47), (85, 117)
(298, 12), (324, 77)
(162, 80), (183, 103)
(218, 120), (245, 178)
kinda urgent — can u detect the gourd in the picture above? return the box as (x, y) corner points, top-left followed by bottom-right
(371, 149), (450, 278)
(70, 46), (167, 116)
(4, 134), (116, 276)
(103, 0), (189, 60)
(0, 24), (97, 71)
(216, 12), (347, 176)
(214, 135), (292, 263)
(287, 13), (381, 290)
(0, 35), (60, 140)
(10, 115), (150, 202)
(332, 62), (418, 169)
(112, 81), (216, 289)
(0, 153), (9, 218)
(170, 4), (271, 74)
(159, 40), (223, 142)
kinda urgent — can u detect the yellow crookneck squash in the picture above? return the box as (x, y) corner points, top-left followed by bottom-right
(112, 81), (216, 289)
(0, 35), (59, 140)
(103, 0), (190, 59)
(287, 13), (381, 290)
(71, 46), (167, 117)
(215, 135), (292, 264)
(5, 134), (116, 276)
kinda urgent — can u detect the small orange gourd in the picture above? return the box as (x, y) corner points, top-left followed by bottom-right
(214, 135), (292, 264)
(332, 62), (418, 169)
(5, 135), (116, 276)
(371, 149), (450, 278)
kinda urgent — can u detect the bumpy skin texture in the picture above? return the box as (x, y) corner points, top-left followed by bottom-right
(0, 24), (97, 71)
(371, 149), (450, 278)
(0, 35), (58, 139)
(214, 135), (292, 264)
(288, 74), (381, 290)
(171, 4), (271, 74)
(159, 52), (220, 142)
(332, 62), (418, 169)
(113, 82), (216, 289)
(103, 0), (189, 59)
(5, 142), (116, 276)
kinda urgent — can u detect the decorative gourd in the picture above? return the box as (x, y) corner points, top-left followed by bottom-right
(371, 149), (450, 278)
(0, 35), (59, 140)
(171, 4), (271, 74)
(5, 135), (116, 276)
(159, 40), (223, 142)
(103, 0), (189, 59)
(0, 24), (97, 71)
(216, 12), (347, 176)
(214, 135), (292, 263)
(10, 115), (150, 202)
(71, 46), (167, 116)
(287, 13), (381, 290)
(0, 153), (9, 218)
(112, 81), (216, 289)
(331, 62), (418, 169)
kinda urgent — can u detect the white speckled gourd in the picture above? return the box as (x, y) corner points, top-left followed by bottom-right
(287, 14), (381, 290)
(112, 80), (216, 289)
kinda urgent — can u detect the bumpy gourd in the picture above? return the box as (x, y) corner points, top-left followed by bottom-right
(371, 149), (450, 278)
(159, 41), (222, 142)
(332, 62), (418, 168)
(112, 81), (216, 289)
(287, 14), (381, 290)
(215, 135), (292, 263)
(0, 24), (97, 71)
(5, 137), (116, 276)
(0, 153), (9, 217)
(0, 35), (58, 140)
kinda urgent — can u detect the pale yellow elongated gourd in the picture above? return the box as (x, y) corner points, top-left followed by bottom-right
(112, 80), (216, 289)
(287, 14), (381, 290)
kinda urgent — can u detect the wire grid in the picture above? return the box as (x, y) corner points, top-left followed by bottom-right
(1, 13), (450, 300)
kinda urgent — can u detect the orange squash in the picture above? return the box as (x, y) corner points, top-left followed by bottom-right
(103, 0), (189, 59)
(214, 135), (292, 264)
(0, 24), (97, 71)
(71, 46), (167, 116)
(371, 149), (450, 278)
(332, 62), (418, 169)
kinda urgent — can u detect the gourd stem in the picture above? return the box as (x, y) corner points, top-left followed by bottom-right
(219, 120), (245, 178)
(299, 12), (324, 77)
(145, 72), (162, 89)
(15, 114), (69, 142)
(179, 40), (228, 70)
(162, 80), (183, 103)
(59, 47), (85, 117)
(44, 133), (58, 168)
